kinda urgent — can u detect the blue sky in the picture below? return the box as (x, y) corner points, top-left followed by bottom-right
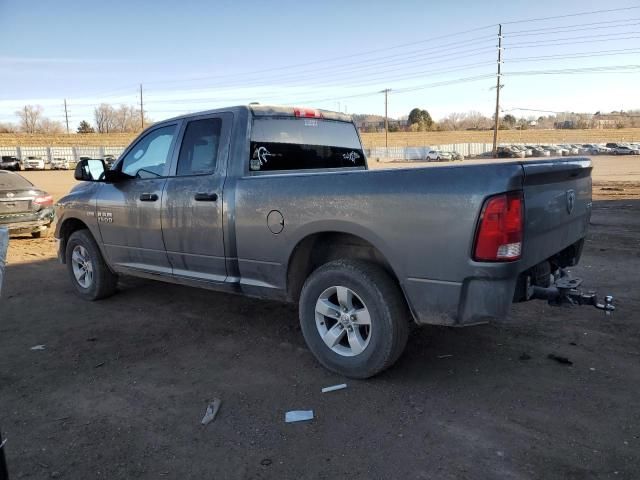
(1, 0), (639, 127)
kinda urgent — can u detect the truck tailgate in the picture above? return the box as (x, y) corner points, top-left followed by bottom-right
(520, 158), (592, 270)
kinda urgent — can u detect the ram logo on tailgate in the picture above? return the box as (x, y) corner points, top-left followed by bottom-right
(566, 189), (576, 214)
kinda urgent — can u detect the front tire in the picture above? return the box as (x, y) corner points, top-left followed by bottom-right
(65, 229), (118, 301)
(299, 260), (410, 379)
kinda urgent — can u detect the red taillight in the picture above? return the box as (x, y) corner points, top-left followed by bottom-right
(293, 107), (322, 118)
(34, 194), (53, 207)
(473, 191), (523, 262)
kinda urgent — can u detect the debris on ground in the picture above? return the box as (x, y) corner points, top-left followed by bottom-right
(30, 345), (46, 351)
(600, 187), (625, 191)
(260, 459), (272, 466)
(437, 354), (453, 359)
(285, 410), (314, 423)
(322, 384), (347, 393)
(548, 354), (573, 365)
(519, 353), (532, 361)
(94, 362), (105, 368)
(201, 398), (222, 426)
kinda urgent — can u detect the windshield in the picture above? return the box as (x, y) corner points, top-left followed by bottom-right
(249, 117), (365, 172)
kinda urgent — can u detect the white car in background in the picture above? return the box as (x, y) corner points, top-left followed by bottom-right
(426, 150), (453, 161)
(23, 156), (46, 170)
(50, 158), (75, 170)
(559, 144), (579, 155)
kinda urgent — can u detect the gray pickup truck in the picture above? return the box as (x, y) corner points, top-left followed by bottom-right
(55, 105), (613, 378)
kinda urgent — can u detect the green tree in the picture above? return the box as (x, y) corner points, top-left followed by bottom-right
(77, 120), (95, 134)
(408, 108), (423, 125)
(408, 108), (433, 131)
(419, 109), (433, 129)
(503, 114), (516, 128)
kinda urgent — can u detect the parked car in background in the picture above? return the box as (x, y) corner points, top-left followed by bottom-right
(581, 144), (606, 155)
(559, 144), (579, 156)
(512, 145), (533, 157)
(426, 150), (453, 161)
(496, 146), (525, 158)
(525, 146), (550, 157)
(450, 151), (464, 161)
(0, 156), (21, 171)
(51, 158), (75, 170)
(612, 145), (640, 155)
(542, 145), (568, 156)
(23, 156), (46, 170)
(0, 170), (55, 237)
(606, 143), (622, 149)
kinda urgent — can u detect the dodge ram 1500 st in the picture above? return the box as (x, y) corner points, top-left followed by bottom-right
(55, 105), (613, 378)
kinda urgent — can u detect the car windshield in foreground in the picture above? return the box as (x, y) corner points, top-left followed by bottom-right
(0, 171), (33, 189)
(249, 117), (365, 172)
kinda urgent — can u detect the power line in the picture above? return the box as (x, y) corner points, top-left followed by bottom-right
(508, 35), (640, 50)
(140, 44), (497, 94)
(142, 60), (496, 105)
(505, 17), (640, 36)
(507, 47), (640, 62)
(507, 31), (640, 47)
(505, 64), (640, 76)
(501, 5), (640, 25)
(506, 16), (640, 34)
(141, 30), (497, 88)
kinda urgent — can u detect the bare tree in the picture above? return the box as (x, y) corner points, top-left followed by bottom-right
(94, 103), (116, 133)
(0, 122), (18, 133)
(463, 110), (490, 130)
(440, 112), (464, 131)
(15, 105), (43, 133)
(38, 118), (65, 134)
(113, 105), (145, 132)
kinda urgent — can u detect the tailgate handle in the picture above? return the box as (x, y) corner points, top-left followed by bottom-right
(194, 192), (218, 202)
(139, 193), (159, 202)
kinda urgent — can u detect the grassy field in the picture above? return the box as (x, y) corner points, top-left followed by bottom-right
(2, 128), (640, 148)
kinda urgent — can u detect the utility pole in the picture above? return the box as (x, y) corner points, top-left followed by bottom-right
(139, 84), (144, 130)
(63, 99), (70, 134)
(381, 88), (391, 149)
(492, 24), (503, 158)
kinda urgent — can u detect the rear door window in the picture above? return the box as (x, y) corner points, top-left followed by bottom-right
(176, 118), (222, 176)
(249, 117), (365, 172)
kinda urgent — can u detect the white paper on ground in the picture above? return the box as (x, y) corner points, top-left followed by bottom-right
(321, 384), (347, 393)
(285, 410), (314, 423)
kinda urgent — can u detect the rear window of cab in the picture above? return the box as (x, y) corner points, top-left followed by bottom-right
(249, 117), (366, 172)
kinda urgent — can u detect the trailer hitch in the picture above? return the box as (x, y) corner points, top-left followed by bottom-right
(530, 270), (615, 315)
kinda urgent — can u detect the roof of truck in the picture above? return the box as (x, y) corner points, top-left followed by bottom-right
(160, 104), (352, 123)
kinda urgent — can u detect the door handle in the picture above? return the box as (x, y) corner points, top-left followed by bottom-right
(194, 192), (218, 202)
(139, 193), (159, 202)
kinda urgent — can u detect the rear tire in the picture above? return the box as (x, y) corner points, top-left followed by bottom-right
(65, 229), (118, 301)
(299, 259), (410, 378)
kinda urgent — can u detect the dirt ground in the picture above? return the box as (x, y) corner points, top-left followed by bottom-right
(1, 156), (639, 479)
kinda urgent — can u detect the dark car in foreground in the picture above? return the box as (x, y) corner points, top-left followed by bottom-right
(0, 156), (21, 171)
(0, 170), (55, 237)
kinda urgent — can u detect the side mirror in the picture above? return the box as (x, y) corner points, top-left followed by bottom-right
(74, 158), (107, 182)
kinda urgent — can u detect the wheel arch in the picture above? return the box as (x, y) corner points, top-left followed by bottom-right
(286, 230), (403, 303)
(57, 217), (92, 264)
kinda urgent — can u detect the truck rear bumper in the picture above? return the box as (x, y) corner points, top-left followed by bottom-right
(404, 275), (517, 326)
(404, 239), (587, 327)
